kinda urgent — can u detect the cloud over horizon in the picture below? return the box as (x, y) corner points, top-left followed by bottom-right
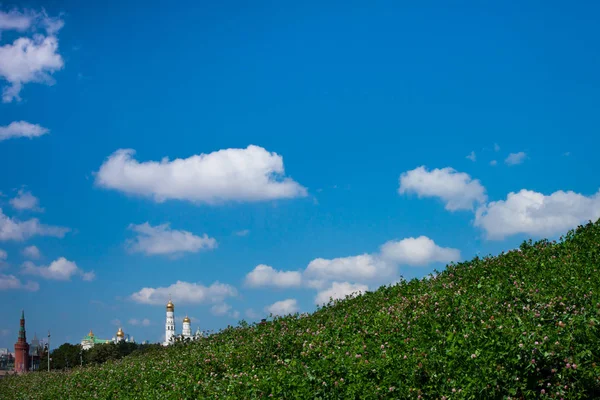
(399, 166), (487, 211)
(130, 281), (237, 306)
(95, 145), (308, 205)
(126, 222), (217, 256)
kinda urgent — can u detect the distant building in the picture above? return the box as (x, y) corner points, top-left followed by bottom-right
(14, 311), (29, 373)
(80, 330), (111, 350)
(163, 298), (202, 346)
(28, 334), (43, 371)
(81, 328), (135, 351)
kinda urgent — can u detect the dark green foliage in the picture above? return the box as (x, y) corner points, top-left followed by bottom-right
(3, 220), (600, 399)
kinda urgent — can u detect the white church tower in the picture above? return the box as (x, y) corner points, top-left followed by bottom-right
(182, 316), (191, 339)
(164, 298), (175, 346)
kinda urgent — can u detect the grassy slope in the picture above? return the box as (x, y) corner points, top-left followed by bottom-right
(2, 220), (600, 399)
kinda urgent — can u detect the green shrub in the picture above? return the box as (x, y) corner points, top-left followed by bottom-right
(3, 220), (600, 399)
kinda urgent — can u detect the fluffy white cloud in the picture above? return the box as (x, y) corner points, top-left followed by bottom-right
(0, 9), (34, 32)
(22, 245), (40, 259)
(0, 273), (38, 291)
(130, 281), (237, 305)
(211, 303), (231, 316)
(466, 151), (476, 162)
(235, 229), (250, 237)
(494, 143), (500, 152)
(247, 236), (457, 294)
(304, 254), (387, 282)
(10, 189), (42, 211)
(315, 281), (368, 305)
(126, 222), (217, 256)
(0, 208), (69, 241)
(490, 160), (497, 166)
(244, 264), (302, 288)
(475, 189), (600, 240)
(0, 9), (64, 102)
(95, 145), (307, 204)
(0, 121), (49, 142)
(399, 166), (487, 211)
(129, 318), (151, 327)
(380, 236), (460, 266)
(0, 249), (6, 261)
(265, 299), (299, 316)
(505, 152), (527, 166)
(211, 303), (232, 316)
(21, 257), (94, 281)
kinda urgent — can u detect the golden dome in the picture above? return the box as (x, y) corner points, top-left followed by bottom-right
(166, 299), (174, 311)
(88, 329), (94, 337)
(116, 327), (124, 337)
(183, 315), (190, 323)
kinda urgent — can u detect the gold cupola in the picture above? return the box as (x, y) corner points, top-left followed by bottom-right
(116, 327), (124, 338)
(183, 315), (190, 323)
(88, 329), (94, 337)
(166, 299), (174, 312)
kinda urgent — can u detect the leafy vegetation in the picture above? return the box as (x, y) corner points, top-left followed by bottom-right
(2, 220), (600, 399)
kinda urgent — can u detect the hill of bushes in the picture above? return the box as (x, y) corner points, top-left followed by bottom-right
(2, 220), (600, 399)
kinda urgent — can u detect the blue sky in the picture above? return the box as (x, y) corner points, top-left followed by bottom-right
(1, 0), (599, 349)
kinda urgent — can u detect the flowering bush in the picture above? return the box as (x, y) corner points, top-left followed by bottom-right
(2, 220), (600, 399)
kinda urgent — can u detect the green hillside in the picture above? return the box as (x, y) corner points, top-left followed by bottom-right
(3, 220), (600, 399)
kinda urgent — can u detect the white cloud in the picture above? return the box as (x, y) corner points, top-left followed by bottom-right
(265, 299), (299, 316)
(244, 264), (302, 288)
(304, 254), (389, 282)
(21, 257), (94, 281)
(246, 236), (457, 293)
(22, 245), (40, 259)
(235, 229), (250, 237)
(475, 189), (600, 240)
(0, 208), (69, 241)
(505, 152), (527, 166)
(399, 166), (487, 211)
(95, 145), (307, 204)
(379, 236), (460, 266)
(10, 189), (43, 211)
(0, 35), (64, 103)
(494, 143), (500, 152)
(0, 273), (38, 291)
(0, 121), (49, 142)
(315, 281), (368, 305)
(0, 249), (6, 261)
(210, 303), (232, 316)
(0, 8), (64, 102)
(126, 222), (217, 256)
(490, 160), (497, 166)
(128, 318), (151, 327)
(466, 151), (476, 162)
(111, 319), (121, 327)
(130, 281), (237, 305)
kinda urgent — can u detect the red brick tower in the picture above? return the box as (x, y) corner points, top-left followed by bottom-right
(14, 310), (30, 373)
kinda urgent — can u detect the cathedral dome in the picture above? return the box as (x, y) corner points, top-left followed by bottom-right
(116, 327), (124, 337)
(88, 330), (94, 337)
(183, 316), (190, 323)
(166, 300), (174, 311)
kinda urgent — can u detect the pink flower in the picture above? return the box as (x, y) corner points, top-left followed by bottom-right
(471, 354), (477, 359)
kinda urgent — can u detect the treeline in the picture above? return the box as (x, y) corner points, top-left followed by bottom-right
(38, 341), (163, 371)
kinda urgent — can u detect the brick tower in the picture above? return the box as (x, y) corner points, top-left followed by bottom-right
(14, 310), (30, 373)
